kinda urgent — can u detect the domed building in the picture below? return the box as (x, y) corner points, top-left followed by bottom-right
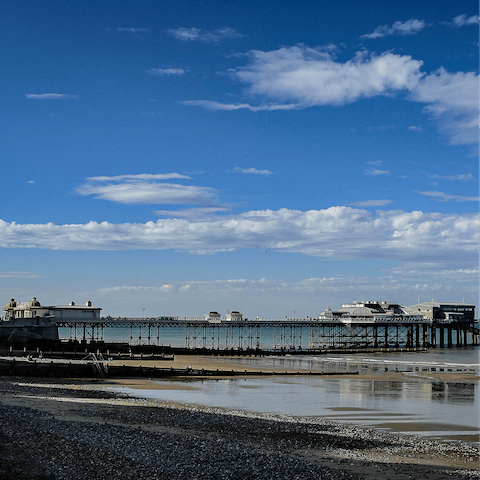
(2, 297), (101, 322)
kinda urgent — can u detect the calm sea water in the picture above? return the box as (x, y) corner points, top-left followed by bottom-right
(59, 324), (475, 350)
(108, 346), (480, 443)
(58, 325), (480, 441)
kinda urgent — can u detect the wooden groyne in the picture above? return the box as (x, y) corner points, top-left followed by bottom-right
(0, 342), (430, 360)
(0, 356), (360, 379)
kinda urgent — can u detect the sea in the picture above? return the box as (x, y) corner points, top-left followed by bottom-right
(59, 327), (480, 443)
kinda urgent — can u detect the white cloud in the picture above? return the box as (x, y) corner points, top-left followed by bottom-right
(0, 271), (40, 279)
(25, 93), (77, 100)
(180, 100), (298, 111)
(429, 173), (476, 182)
(451, 14), (479, 27)
(94, 270), (477, 317)
(0, 208), (477, 272)
(348, 200), (394, 207)
(408, 125), (423, 131)
(409, 68), (479, 145)
(147, 68), (185, 76)
(361, 19), (426, 39)
(233, 48), (423, 106)
(185, 46), (477, 145)
(416, 190), (480, 202)
(77, 182), (217, 206)
(365, 169), (390, 176)
(115, 28), (149, 33)
(166, 27), (243, 42)
(85, 173), (191, 182)
(155, 207), (229, 218)
(77, 173), (217, 206)
(233, 167), (273, 175)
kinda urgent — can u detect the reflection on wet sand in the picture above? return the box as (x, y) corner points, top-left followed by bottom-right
(103, 352), (479, 443)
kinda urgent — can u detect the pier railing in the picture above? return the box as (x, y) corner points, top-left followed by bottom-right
(55, 318), (478, 350)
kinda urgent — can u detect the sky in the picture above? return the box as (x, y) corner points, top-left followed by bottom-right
(1, 0), (478, 318)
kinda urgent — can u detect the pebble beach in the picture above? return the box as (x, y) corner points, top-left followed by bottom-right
(0, 375), (479, 480)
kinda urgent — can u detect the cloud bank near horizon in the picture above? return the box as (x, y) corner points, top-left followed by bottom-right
(0, 207), (477, 271)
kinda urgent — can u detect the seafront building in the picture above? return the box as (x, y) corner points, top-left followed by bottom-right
(318, 300), (475, 324)
(414, 300), (476, 323)
(2, 297), (101, 322)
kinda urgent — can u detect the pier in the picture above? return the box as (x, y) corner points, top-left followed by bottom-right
(56, 317), (479, 351)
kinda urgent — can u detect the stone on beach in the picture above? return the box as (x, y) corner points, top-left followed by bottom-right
(0, 378), (478, 480)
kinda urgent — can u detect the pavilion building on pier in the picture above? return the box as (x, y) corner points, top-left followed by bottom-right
(2, 297), (101, 322)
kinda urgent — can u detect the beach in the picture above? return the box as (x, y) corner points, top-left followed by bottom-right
(0, 354), (479, 479)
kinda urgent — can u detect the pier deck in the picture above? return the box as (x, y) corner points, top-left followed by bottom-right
(56, 318), (478, 350)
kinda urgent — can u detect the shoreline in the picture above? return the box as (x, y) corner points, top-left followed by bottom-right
(0, 376), (479, 480)
(114, 353), (480, 376)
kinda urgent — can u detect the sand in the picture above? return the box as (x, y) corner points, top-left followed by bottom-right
(0, 377), (479, 479)
(112, 353), (479, 382)
(0, 355), (478, 479)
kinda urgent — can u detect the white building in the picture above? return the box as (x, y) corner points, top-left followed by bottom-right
(204, 311), (221, 322)
(318, 300), (428, 323)
(2, 297), (102, 322)
(226, 311), (243, 321)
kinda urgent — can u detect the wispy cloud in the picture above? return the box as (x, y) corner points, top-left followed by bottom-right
(408, 125), (423, 131)
(416, 190), (480, 202)
(147, 68), (185, 76)
(0, 271), (40, 279)
(86, 173), (190, 182)
(429, 173), (477, 182)
(181, 100), (298, 111)
(95, 269), (478, 317)
(115, 28), (149, 33)
(409, 67), (479, 145)
(166, 27), (243, 42)
(25, 93), (77, 100)
(361, 19), (426, 39)
(233, 48), (423, 106)
(155, 207), (229, 218)
(348, 200), (394, 207)
(77, 173), (217, 206)
(0, 208), (477, 273)
(447, 14), (479, 27)
(233, 167), (273, 175)
(365, 169), (390, 176)
(184, 45), (477, 146)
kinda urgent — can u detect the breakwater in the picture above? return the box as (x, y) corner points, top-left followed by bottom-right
(0, 355), (361, 378)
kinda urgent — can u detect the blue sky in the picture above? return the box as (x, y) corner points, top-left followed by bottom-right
(1, 0), (478, 318)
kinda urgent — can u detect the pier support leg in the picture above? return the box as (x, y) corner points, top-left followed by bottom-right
(447, 326), (452, 347)
(406, 326), (413, 348)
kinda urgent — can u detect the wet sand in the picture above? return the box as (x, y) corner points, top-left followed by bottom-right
(0, 377), (479, 479)
(0, 355), (478, 479)
(112, 353), (479, 382)
(103, 355), (480, 445)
